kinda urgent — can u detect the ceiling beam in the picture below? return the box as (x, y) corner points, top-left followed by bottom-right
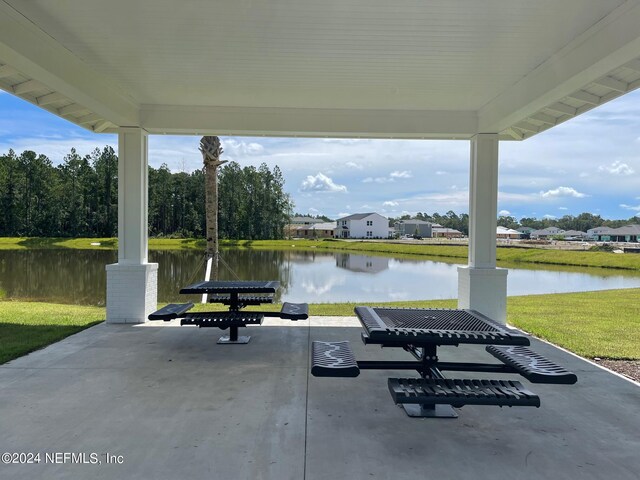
(12, 79), (42, 95)
(546, 102), (577, 116)
(77, 112), (102, 125)
(58, 103), (88, 116)
(567, 90), (600, 105)
(0, 1), (138, 126)
(93, 121), (112, 133)
(36, 91), (66, 106)
(529, 112), (557, 125)
(478, 1), (640, 133)
(140, 105), (479, 139)
(623, 59), (640, 72)
(593, 76), (629, 93)
(0, 64), (17, 78)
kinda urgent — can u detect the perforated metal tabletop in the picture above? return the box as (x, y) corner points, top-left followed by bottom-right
(355, 306), (530, 346)
(179, 280), (280, 295)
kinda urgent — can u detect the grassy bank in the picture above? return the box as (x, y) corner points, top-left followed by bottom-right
(2, 236), (640, 271)
(1, 288), (637, 365)
(0, 302), (104, 364)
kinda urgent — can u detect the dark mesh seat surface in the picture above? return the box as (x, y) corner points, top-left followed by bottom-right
(486, 345), (578, 384)
(311, 341), (360, 377)
(181, 311), (264, 328)
(388, 378), (540, 408)
(180, 280), (280, 295)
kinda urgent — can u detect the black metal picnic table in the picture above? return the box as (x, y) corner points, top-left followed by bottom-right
(148, 280), (308, 344)
(312, 306), (577, 418)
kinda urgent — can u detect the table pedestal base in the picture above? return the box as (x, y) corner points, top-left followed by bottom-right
(218, 335), (251, 344)
(401, 404), (458, 418)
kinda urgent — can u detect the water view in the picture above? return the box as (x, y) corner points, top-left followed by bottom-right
(1, 248), (640, 306)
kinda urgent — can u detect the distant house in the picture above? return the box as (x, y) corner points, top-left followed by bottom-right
(587, 226), (610, 240)
(293, 222), (336, 239)
(431, 226), (463, 238)
(560, 230), (588, 240)
(291, 216), (324, 225)
(496, 226), (522, 239)
(530, 227), (565, 239)
(593, 225), (640, 242)
(336, 213), (390, 239)
(395, 219), (434, 238)
(515, 226), (533, 239)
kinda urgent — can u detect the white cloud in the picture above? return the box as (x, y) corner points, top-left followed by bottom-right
(300, 173), (347, 193)
(390, 170), (412, 179)
(598, 161), (634, 176)
(558, 207), (568, 210)
(383, 201), (399, 207)
(543, 214), (557, 219)
(362, 176), (393, 184)
(435, 170), (447, 175)
(620, 204), (640, 211)
(498, 210), (511, 216)
(337, 212), (351, 218)
(308, 207), (319, 213)
(345, 161), (363, 170)
(540, 186), (588, 198)
(223, 139), (264, 156)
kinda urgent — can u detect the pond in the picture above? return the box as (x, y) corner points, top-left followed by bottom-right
(1, 248), (640, 306)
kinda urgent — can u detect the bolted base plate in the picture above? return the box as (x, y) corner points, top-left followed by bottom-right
(217, 335), (251, 344)
(401, 403), (458, 418)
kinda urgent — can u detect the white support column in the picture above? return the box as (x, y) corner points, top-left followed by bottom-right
(458, 134), (508, 323)
(106, 127), (158, 324)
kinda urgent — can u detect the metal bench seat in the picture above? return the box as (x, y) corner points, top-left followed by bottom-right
(148, 302), (194, 321)
(486, 345), (578, 384)
(311, 341), (360, 377)
(388, 378), (541, 408)
(209, 295), (274, 306)
(265, 302), (309, 321)
(181, 311), (264, 328)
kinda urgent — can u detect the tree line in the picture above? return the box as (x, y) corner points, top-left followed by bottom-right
(0, 148), (293, 240)
(388, 211), (639, 236)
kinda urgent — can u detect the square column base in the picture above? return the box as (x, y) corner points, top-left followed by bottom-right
(106, 263), (158, 324)
(457, 266), (508, 324)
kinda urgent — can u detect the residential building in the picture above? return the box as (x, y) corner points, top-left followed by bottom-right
(395, 219), (434, 238)
(496, 226), (522, 239)
(560, 230), (588, 240)
(432, 226), (463, 238)
(530, 227), (565, 239)
(336, 213), (390, 239)
(587, 226), (611, 240)
(593, 225), (640, 242)
(290, 216), (324, 225)
(293, 222), (336, 239)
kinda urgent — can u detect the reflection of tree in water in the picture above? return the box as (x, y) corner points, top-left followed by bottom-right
(0, 249), (116, 305)
(153, 249), (298, 303)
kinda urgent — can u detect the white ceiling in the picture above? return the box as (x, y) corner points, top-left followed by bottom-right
(1, 0), (640, 138)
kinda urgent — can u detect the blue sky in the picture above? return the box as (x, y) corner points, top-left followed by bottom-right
(1, 89), (640, 221)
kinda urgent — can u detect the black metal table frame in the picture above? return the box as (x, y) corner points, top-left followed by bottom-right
(354, 306), (531, 417)
(179, 281), (281, 344)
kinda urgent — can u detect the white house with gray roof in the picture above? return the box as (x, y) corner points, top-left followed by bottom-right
(336, 213), (389, 239)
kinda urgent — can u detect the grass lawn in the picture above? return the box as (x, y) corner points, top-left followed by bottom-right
(0, 302), (104, 364)
(1, 288), (637, 365)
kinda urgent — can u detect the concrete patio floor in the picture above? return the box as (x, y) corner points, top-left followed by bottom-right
(0, 317), (638, 480)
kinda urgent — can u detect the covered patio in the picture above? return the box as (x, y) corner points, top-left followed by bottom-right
(0, 319), (638, 479)
(1, 1), (640, 478)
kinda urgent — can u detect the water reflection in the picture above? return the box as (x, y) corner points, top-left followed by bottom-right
(0, 248), (639, 306)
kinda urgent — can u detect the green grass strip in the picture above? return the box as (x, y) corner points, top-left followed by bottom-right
(0, 302), (104, 364)
(1, 288), (638, 364)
